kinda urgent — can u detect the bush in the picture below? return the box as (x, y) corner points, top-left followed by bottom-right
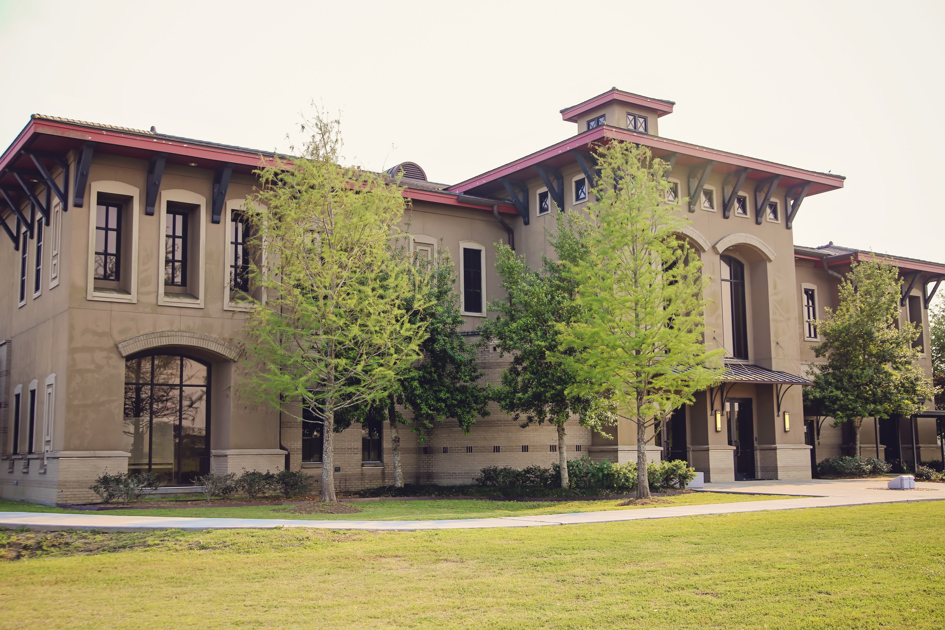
(652, 459), (698, 490)
(90, 472), (124, 504)
(272, 469), (310, 498)
(476, 458), (694, 493)
(192, 473), (240, 501)
(90, 471), (164, 504)
(239, 470), (275, 499)
(117, 474), (149, 504)
(914, 464), (935, 481)
(817, 456), (891, 478)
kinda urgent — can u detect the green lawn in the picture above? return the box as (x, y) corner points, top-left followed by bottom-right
(1, 501), (943, 629)
(0, 491), (778, 521)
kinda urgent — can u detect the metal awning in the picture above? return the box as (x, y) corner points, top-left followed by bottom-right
(720, 362), (811, 385)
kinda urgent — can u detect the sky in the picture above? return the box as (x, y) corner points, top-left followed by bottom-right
(1, 0), (943, 263)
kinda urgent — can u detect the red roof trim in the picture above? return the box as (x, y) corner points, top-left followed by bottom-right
(0, 119), (39, 175)
(448, 126), (844, 194)
(561, 89), (675, 122)
(405, 188), (518, 215)
(851, 252), (945, 275)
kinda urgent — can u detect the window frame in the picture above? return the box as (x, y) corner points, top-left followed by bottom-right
(907, 293), (925, 353)
(720, 255), (749, 361)
(536, 187), (551, 216)
(301, 399), (324, 465)
(361, 409), (383, 464)
(734, 193), (750, 218)
(572, 174), (588, 206)
(701, 186), (717, 212)
(33, 214), (44, 298)
(157, 189), (206, 309)
(665, 179), (681, 205)
(18, 227), (28, 307)
(164, 206), (189, 288)
(27, 380), (37, 455)
(586, 114), (606, 131)
(49, 198), (62, 290)
(627, 112), (649, 134)
(94, 201), (122, 282)
(766, 200), (781, 223)
(11, 385), (22, 455)
(801, 284), (819, 341)
(86, 181), (140, 304)
(42, 374), (56, 464)
(223, 199), (266, 311)
(459, 241), (486, 317)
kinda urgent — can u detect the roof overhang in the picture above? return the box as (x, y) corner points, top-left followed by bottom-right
(719, 362), (811, 385)
(560, 88), (675, 121)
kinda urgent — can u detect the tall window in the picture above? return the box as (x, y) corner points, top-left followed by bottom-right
(19, 229), (28, 304)
(574, 176), (587, 204)
(537, 190), (551, 216)
(11, 389), (21, 455)
(95, 203), (121, 281)
(721, 256), (748, 360)
(803, 287), (818, 340)
(165, 208), (188, 286)
(301, 402), (323, 463)
(33, 218), (43, 296)
(230, 211), (250, 293)
(362, 411), (383, 462)
(908, 295), (924, 350)
(462, 245), (484, 315)
(666, 181), (679, 204)
(27, 386), (36, 454)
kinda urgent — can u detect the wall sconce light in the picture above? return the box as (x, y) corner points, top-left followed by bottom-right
(783, 412), (790, 432)
(715, 409), (722, 432)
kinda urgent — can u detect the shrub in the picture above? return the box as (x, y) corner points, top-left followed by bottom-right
(239, 470), (275, 499)
(653, 459), (697, 490)
(864, 458), (892, 475)
(272, 469), (310, 498)
(117, 474), (150, 504)
(476, 458), (694, 493)
(914, 464), (935, 481)
(818, 456), (891, 478)
(192, 473), (240, 501)
(90, 472), (124, 504)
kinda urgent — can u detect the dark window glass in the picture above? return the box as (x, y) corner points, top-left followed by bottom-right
(574, 177), (587, 203)
(12, 392), (20, 455)
(165, 209), (188, 286)
(230, 211), (251, 293)
(362, 410), (383, 462)
(702, 189), (715, 211)
(19, 230), (28, 302)
(909, 295), (924, 350)
(735, 195), (748, 216)
(666, 182), (678, 204)
(123, 355), (209, 485)
(586, 114), (605, 130)
(463, 247), (483, 314)
(34, 218), (43, 294)
(95, 203), (121, 281)
(302, 402), (323, 463)
(538, 190), (550, 215)
(721, 255), (748, 360)
(767, 201), (779, 222)
(27, 388), (36, 454)
(803, 288), (817, 339)
(627, 113), (648, 133)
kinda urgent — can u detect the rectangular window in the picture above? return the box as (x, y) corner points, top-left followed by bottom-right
(461, 245), (484, 315)
(442, 446), (449, 454)
(43, 376), (55, 454)
(301, 403), (323, 463)
(230, 211), (250, 293)
(466, 446), (473, 454)
(95, 203), (122, 281)
(721, 256), (749, 360)
(362, 412), (383, 462)
(537, 189), (551, 216)
(521, 445), (528, 453)
(803, 288), (818, 340)
(11, 390), (21, 455)
(49, 200), (61, 289)
(573, 176), (587, 204)
(586, 114), (605, 130)
(27, 387), (36, 455)
(33, 218), (43, 296)
(493, 445), (500, 453)
(666, 181), (679, 204)
(165, 208), (188, 286)
(701, 189), (715, 211)
(19, 229), (28, 305)
(627, 113), (648, 133)
(767, 201), (779, 222)
(909, 295), (924, 351)
(735, 195), (749, 217)
(549, 444), (557, 453)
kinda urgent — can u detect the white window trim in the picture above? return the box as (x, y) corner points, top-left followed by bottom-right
(801, 283), (819, 342)
(18, 224), (28, 308)
(701, 186), (718, 212)
(766, 198), (781, 223)
(571, 173), (588, 206)
(12, 384), (22, 454)
(906, 291), (926, 356)
(459, 241), (486, 317)
(734, 192), (751, 218)
(223, 199), (266, 312)
(87, 180), (140, 304)
(32, 215), (44, 300)
(158, 189), (206, 309)
(49, 198), (62, 290)
(42, 374), (56, 461)
(536, 187), (551, 216)
(27, 379), (38, 455)
(666, 178), (681, 205)
(410, 234), (438, 262)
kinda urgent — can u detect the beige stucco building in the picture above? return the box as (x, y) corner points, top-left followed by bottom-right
(1, 89), (942, 504)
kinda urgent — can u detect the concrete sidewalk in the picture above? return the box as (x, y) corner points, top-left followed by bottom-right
(1, 479), (942, 532)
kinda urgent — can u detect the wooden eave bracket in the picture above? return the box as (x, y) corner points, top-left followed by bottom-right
(721, 168), (749, 219)
(687, 161), (716, 213)
(24, 151), (67, 211)
(72, 143), (95, 208)
(0, 203), (19, 246)
(754, 175), (781, 225)
(535, 164), (564, 212)
(660, 152), (679, 178)
(501, 179), (530, 225)
(785, 182), (811, 229)
(570, 150), (600, 190)
(0, 187), (31, 238)
(901, 272), (920, 306)
(145, 153), (168, 217)
(211, 163), (234, 224)
(924, 276), (943, 309)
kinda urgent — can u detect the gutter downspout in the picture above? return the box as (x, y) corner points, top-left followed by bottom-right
(822, 255), (845, 281)
(491, 205), (515, 251)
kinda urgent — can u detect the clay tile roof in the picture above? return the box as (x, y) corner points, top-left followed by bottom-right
(721, 362), (811, 385)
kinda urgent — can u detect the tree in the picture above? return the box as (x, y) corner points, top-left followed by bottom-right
(240, 115), (431, 502)
(929, 302), (945, 410)
(807, 259), (936, 456)
(555, 141), (724, 499)
(479, 217), (616, 489)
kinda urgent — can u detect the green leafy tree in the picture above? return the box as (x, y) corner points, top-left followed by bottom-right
(807, 259), (936, 455)
(556, 141), (724, 499)
(929, 302), (945, 409)
(480, 218), (616, 489)
(240, 115), (431, 502)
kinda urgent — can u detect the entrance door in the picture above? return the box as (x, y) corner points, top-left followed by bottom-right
(727, 399), (755, 480)
(124, 354), (210, 485)
(663, 406), (688, 464)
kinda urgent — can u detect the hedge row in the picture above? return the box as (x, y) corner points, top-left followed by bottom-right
(475, 457), (697, 492)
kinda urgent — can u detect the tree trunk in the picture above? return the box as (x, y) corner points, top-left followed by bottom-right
(853, 417), (863, 458)
(636, 417), (650, 500)
(557, 423), (569, 489)
(389, 396), (404, 488)
(321, 407), (337, 502)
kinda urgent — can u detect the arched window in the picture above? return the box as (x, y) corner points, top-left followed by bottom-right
(123, 354), (210, 485)
(720, 255), (748, 360)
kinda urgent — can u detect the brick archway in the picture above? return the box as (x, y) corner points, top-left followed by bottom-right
(116, 331), (242, 362)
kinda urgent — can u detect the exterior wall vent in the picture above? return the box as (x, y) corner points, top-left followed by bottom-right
(387, 161), (427, 181)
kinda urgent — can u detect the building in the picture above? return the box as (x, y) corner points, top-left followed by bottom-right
(0, 89), (941, 504)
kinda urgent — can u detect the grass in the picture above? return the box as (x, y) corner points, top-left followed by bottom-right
(0, 491), (779, 521)
(1, 501), (944, 628)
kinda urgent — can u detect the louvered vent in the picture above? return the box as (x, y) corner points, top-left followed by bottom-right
(387, 161), (427, 181)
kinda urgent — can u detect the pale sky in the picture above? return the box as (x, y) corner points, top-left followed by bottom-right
(1, 0), (943, 264)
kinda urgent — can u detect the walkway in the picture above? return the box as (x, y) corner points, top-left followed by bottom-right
(1, 479), (942, 532)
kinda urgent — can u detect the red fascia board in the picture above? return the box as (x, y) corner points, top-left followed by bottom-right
(0, 119), (39, 174)
(850, 252), (945, 275)
(561, 90), (674, 122)
(406, 188), (517, 214)
(449, 126), (845, 194)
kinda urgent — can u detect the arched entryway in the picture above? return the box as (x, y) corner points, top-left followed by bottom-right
(123, 354), (210, 485)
